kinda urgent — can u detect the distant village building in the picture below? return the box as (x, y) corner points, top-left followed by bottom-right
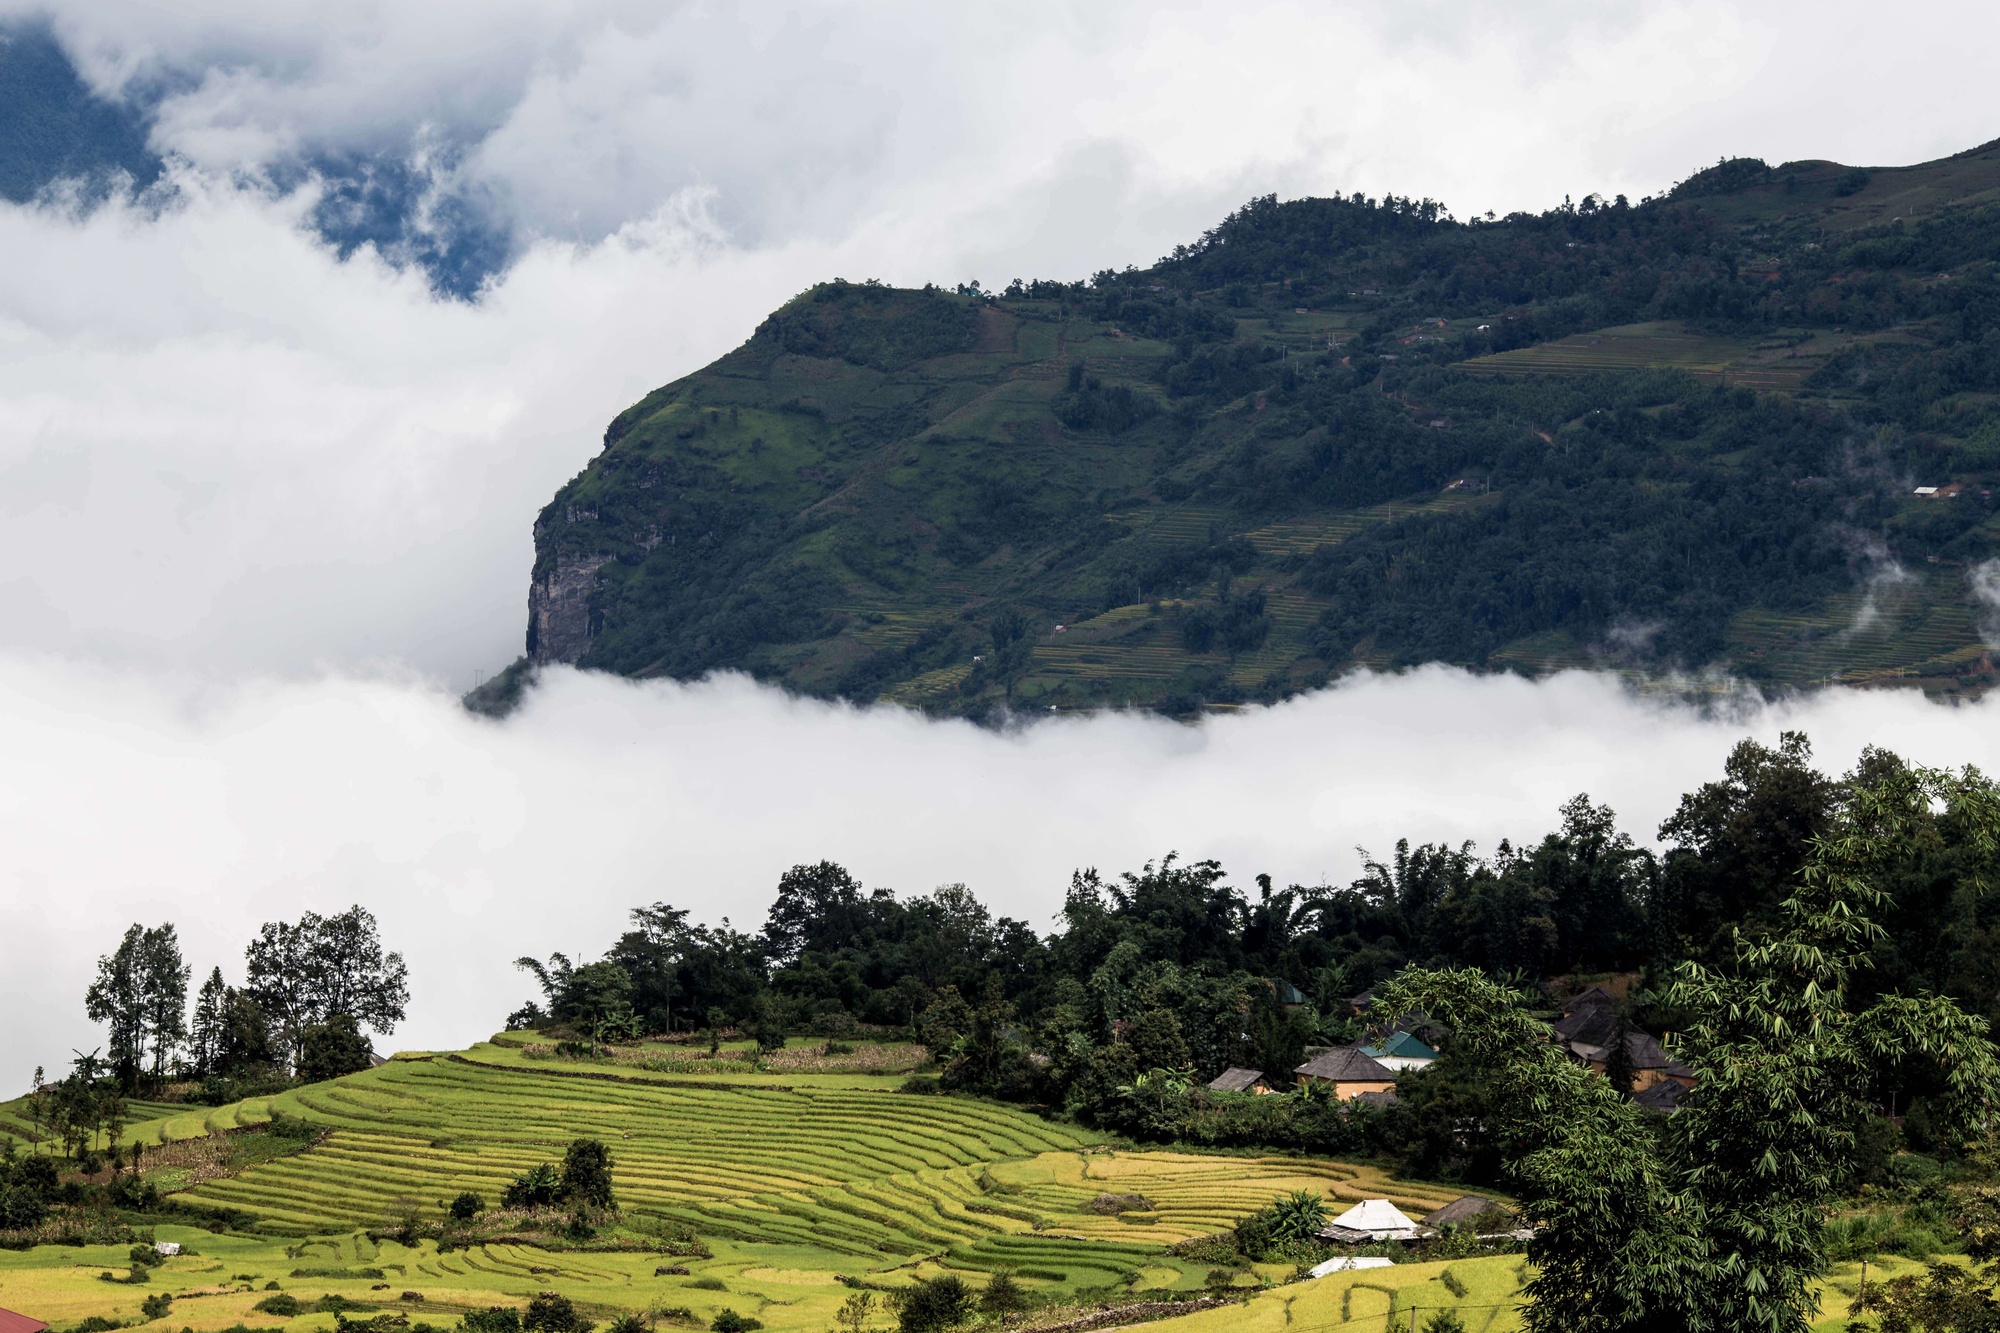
(1295, 1047), (1397, 1099)
(1634, 1080), (1689, 1114)
(1206, 1067), (1273, 1095)
(1552, 984), (1696, 1092)
(1360, 1031), (1438, 1073)
(1422, 1195), (1505, 1231)
(1271, 979), (1310, 1009)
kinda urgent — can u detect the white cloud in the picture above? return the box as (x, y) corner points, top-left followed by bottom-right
(7, 662), (2000, 1082)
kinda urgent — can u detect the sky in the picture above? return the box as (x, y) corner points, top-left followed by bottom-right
(4, 0), (2000, 1081)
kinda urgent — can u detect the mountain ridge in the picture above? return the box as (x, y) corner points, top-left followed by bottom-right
(470, 136), (2000, 718)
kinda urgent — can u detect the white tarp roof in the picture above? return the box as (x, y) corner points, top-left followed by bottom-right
(1330, 1198), (1419, 1235)
(1310, 1255), (1395, 1277)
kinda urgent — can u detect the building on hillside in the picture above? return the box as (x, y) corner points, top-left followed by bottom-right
(1360, 1030), (1438, 1072)
(1634, 1079), (1689, 1114)
(1207, 1067), (1273, 1094)
(1557, 984), (1619, 1018)
(0, 1308), (49, 1333)
(1271, 979), (1310, 1010)
(1423, 1195), (1503, 1231)
(1319, 1198), (1421, 1243)
(1352, 1088), (1399, 1110)
(1566, 1029), (1696, 1091)
(1295, 1047), (1397, 1099)
(1346, 989), (1375, 1015)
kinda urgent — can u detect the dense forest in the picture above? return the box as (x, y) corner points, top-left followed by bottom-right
(507, 732), (2000, 1181)
(474, 139), (2000, 719)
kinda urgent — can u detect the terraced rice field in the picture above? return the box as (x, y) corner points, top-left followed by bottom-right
(1, 1039), (1498, 1325)
(170, 1057), (1091, 1244)
(1459, 321), (1815, 390)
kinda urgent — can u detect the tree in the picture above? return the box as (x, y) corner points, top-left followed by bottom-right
(837, 1291), (876, 1333)
(524, 1293), (587, 1333)
(978, 1273), (1025, 1316)
(1851, 1261), (2000, 1332)
(558, 1138), (616, 1210)
(612, 902), (692, 1031)
(188, 968), (228, 1076)
(214, 987), (276, 1075)
(1602, 1011), (1636, 1098)
(137, 925), (189, 1078)
(84, 925), (146, 1087)
(1378, 761), (2000, 1333)
(449, 1190), (485, 1220)
(247, 907), (408, 1068)
(304, 907), (409, 1034)
(761, 861), (867, 966)
(897, 1275), (974, 1333)
(297, 1013), (373, 1082)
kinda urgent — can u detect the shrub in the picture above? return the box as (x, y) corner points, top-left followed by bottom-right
(74, 1320), (124, 1333)
(1422, 1314), (1467, 1333)
(503, 1164), (562, 1210)
(898, 1275), (974, 1333)
(1085, 1193), (1153, 1215)
(979, 1271), (1026, 1315)
(254, 1296), (304, 1317)
(605, 1318), (645, 1333)
(139, 1294), (173, 1321)
(899, 1076), (942, 1095)
(290, 1268), (386, 1280)
(524, 1294), (588, 1333)
(655, 1266), (690, 1277)
(450, 1191), (485, 1221)
(264, 1112), (322, 1143)
(1266, 1191), (1326, 1243)
(709, 1314), (761, 1333)
(462, 1309), (524, 1333)
(317, 1296), (356, 1314)
(687, 1278), (726, 1291)
(0, 1187), (48, 1230)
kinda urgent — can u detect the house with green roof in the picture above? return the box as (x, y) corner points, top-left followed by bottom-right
(1360, 1030), (1438, 1072)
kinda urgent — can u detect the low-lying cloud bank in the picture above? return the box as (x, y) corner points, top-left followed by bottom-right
(6, 660), (1998, 1083)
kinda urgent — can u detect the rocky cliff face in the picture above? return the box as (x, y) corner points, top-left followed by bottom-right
(525, 545), (608, 665)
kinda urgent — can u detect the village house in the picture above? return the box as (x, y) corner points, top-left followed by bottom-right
(0, 1309), (49, 1333)
(1294, 1046), (1397, 1099)
(1360, 1030), (1438, 1072)
(1552, 985), (1696, 1091)
(1206, 1066), (1273, 1095)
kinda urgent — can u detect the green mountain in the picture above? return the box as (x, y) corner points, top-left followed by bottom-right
(474, 139), (2000, 718)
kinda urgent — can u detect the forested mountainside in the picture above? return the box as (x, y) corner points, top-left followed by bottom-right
(473, 139), (2000, 718)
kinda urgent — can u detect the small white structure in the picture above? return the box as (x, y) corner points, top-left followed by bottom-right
(1323, 1198), (1421, 1242)
(153, 1241), (181, 1257)
(1310, 1255), (1394, 1277)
